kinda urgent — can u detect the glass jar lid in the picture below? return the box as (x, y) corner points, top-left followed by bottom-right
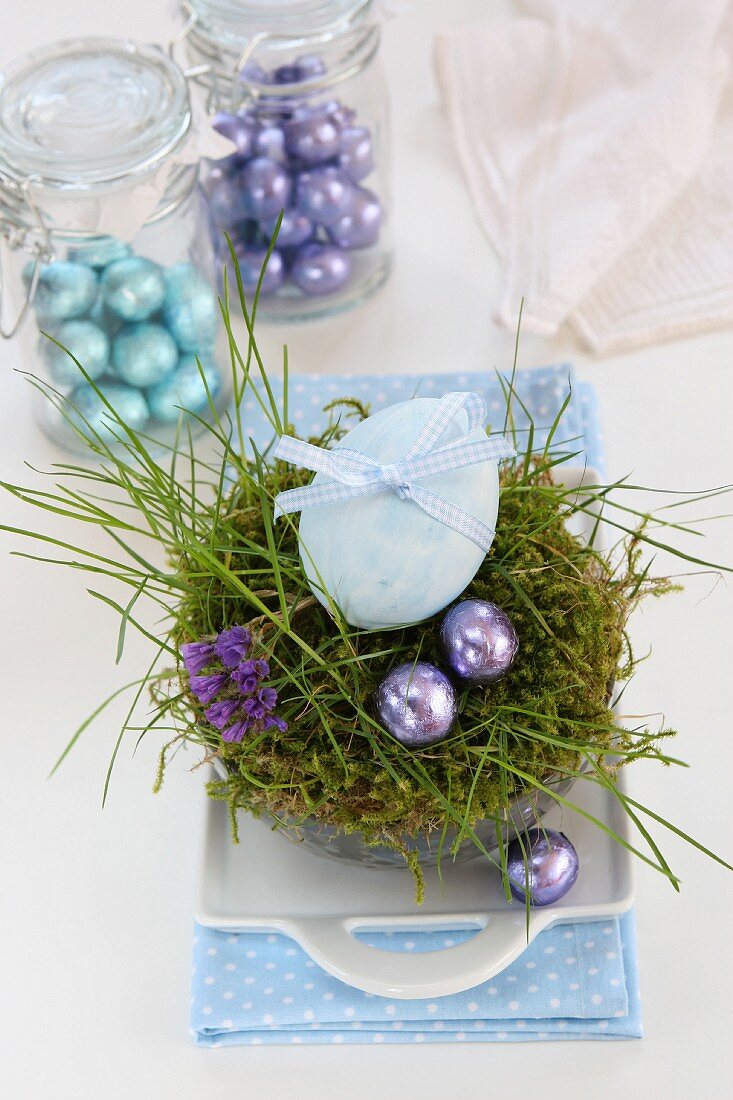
(187, 0), (372, 50)
(0, 38), (191, 188)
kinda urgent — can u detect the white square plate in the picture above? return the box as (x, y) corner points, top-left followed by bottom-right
(195, 774), (634, 999)
(195, 468), (634, 999)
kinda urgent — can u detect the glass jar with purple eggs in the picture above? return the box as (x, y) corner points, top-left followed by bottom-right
(180, 0), (392, 321)
(0, 37), (228, 454)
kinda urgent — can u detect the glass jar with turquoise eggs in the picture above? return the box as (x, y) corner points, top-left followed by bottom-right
(180, 0), (392, 322)
(0, 37), (228, 454)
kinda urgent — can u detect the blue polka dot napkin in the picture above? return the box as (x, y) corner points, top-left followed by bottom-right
(191, 912), (640, 1045)
(191, 364), (637, 1045)
(233, 362), (605, 477)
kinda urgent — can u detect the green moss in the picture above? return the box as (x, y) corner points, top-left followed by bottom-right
(169, 440), (676, 878)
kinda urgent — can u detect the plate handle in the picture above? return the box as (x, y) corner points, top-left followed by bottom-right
(279, 910), (556, 1000)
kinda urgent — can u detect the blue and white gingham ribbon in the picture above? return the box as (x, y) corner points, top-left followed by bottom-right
(272, 392), (515, 552)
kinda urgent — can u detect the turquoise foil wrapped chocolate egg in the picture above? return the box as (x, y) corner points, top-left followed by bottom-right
(163, 263), (217, 352)
(42, 319), (109, 385)
(101, 256), (166, 322)
(89, 298), (125, 338)
(28, 261), (98, 321)
(112, 323), (178, 387)
(69, 238), (131, 269)
(147, 355), (222, 423)
(297, 398), (501, 629)
(69, 381), (149, 442)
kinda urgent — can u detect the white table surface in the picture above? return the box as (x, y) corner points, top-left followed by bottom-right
(1, 2), (732, 1097)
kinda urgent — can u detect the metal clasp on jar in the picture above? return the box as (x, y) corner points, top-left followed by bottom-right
(0, 172), (54, 339)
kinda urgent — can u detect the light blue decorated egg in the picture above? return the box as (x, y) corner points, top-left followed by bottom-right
(69, 382), (149, 443)
(112, 323), (178, 387)
(42, 320), (110, 385)
(163, 263), (218, 352)
(28, 261), (98, 321)
(100, 257), (166, 321)
(297, 399), (500, 629)
(147, 355), (222, 423)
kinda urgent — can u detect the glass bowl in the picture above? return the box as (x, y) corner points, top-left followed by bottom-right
(211, 756), (578, 869)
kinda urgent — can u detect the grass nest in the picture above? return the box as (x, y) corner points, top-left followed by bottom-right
(167, 408), (676, 896)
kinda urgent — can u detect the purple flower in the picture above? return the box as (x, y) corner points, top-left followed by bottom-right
(233, 672), (259, 693)
(242, 684), (282, 722)
(215, 626), (252, 668)
(231, 658), (270, 693)
(221, 718), (251, 743)
(189, 672), (228, 705)
(205, 699), (241, 730)
(181, 640), (215, 676)
(184, 626), (286, 743)
(264, 714), (288, 732)
(258, 686), (278, 710)
(243, 696), (267, 720)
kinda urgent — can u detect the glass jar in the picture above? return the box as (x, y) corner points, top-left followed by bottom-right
(0, 37), (228, 455)
(180, 0), (392, 322)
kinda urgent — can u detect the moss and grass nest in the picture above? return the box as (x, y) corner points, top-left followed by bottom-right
(164, 406), (677, 893)
(5, 275), (729, 902)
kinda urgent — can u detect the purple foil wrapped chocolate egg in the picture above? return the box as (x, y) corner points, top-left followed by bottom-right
(293, 55), (327, 81)
(295, 166), (354, 226)
(375, 662), (457, 747)
(273, 55), (327, 84)
(328, 101), (357, 129)
(327, 186), (381, 249)
(253, 123), (287, 163)
(284, 110), (341, 166)
(261, 208), (313, 249)
(232, 246), (285, 296)
(208, 176), (248, 227)
(239, 61), (271, 86)
(241, 157), (292, 220)
(506, 829), (579, 907)
(338, 125), (374, 182)
(291, 243), (351, 296)
(440, 599), (518, 684)
(211, 111), (256, 157)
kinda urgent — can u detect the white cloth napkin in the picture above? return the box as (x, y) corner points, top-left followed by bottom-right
(435, 0), (733, 352)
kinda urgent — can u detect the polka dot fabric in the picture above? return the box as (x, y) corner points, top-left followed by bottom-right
(233, 364), (605, 477)
(191, 364), (632, 1046)
(191, 913), (641, 1045)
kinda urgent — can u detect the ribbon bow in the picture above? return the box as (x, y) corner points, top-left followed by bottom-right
(272, 392), (515, 552)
